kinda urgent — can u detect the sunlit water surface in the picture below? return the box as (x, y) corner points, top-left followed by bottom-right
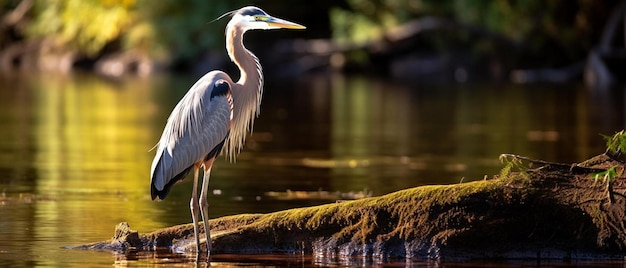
(0, 72), (624, 267)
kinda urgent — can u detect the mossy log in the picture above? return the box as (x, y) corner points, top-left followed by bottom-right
(73, 154), (626, 260)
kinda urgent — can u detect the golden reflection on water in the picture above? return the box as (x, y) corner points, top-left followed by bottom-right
(33, 75), (152, 188)
(0, 73), (172, 267)
(29, 74), (162, 235)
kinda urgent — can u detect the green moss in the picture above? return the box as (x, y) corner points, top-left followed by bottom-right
(210, 175), (533, 246)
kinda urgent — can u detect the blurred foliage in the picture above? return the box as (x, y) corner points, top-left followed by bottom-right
(330, 0), (614, 65)
(27, 0), (136, 56)
(12, 0), (246, 62)
(135, 0), (246, 63)
(331, 0), (419, 45)
(0, 0), (618, 68)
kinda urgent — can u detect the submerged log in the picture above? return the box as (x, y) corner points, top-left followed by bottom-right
(72, 154), (626, 260)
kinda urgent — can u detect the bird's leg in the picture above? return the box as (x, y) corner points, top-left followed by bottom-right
(190, 163), (202, 253)
(200, 157), (215, 256)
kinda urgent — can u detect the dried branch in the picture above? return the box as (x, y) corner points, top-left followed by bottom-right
(1, 0), (33, 29)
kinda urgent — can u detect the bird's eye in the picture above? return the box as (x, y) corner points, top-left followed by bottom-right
(253, 15), (269, 22)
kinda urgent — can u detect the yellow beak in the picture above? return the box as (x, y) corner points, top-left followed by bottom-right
(267, 17), (306, 29)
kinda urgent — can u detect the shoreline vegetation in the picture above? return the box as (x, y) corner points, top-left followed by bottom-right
(73, 149), (626, 260)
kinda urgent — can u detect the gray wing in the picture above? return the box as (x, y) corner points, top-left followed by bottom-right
(150, 71), (233, 200)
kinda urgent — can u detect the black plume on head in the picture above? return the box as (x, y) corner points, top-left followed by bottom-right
(213, 6), (268, 23)
(236, 6), (268, 17)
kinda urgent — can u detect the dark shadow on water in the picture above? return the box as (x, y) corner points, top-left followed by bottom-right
(112, 249), (626, 267)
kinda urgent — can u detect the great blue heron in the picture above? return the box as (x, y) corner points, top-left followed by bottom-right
(149, 6), (305, 255)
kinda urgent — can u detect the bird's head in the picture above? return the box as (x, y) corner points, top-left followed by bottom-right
(220, 6), (306, 32)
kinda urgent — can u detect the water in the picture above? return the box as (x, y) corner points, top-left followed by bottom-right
(0, 71), (624, 267)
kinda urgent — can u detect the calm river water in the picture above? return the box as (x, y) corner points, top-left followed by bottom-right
(0, 71), (624, 267)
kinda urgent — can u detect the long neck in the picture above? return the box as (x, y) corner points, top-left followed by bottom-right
(222, 24), (264, 160)
(226, 26), (263, 90)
